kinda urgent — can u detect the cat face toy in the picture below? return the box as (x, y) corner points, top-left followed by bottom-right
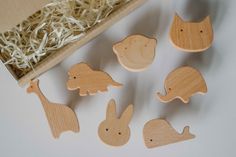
(170, 14), (214, 52)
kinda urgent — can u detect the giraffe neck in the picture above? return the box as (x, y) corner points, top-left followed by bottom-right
(34, 86), (49, 108)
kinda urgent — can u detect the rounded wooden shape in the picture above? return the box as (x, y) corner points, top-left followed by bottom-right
(143, 119), (195, 148)
(113, 34), (157, 72)
(157, 66), (207, 103)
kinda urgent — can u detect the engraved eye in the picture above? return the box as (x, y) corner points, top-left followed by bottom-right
(73, 76), (77, 79)
(124, 47), (128, 50)
(200, 30), (203, 33)
(169, 88), (172, 91)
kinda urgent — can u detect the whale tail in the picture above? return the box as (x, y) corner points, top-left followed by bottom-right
(182, 126), (195, 139)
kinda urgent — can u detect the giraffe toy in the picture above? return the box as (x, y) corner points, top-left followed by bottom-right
(27, 79), (80, 138)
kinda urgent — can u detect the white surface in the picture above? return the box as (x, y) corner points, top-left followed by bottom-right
(0, 0), (236, 157)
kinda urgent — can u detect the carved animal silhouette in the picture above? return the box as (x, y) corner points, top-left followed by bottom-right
(113, 35), (157, 72)
(67, 63), (122, 96)
(98, 99), (133, 146)
(27, 80), (79, 138)
(157, 66), (207, 103)
(170, 14), (213, 52)
(143, 119), (195, 148)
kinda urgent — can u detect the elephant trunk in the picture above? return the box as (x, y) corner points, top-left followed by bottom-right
(157, 92), (175, 103)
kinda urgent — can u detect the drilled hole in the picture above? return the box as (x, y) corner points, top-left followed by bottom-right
(105, 128), (109, 132)
(150, 139), (153, 142)
(180, 29), (184, 32)
(200, 30), (203, 33)
(74, 76), (77, 79)
(118, 132), (122, 135)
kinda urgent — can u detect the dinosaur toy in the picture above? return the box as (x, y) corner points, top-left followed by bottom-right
(67, 63), (122, 96)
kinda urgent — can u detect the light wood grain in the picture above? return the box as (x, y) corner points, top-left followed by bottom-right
(170, 13), (213, 52)
(113, 34), (157, 72)
(27, 79), (79, 138)
(143, 119), (195, 148)
(157, 66), (207, 103)
(67, 63), (122, 96)
(0, 0), (50, 32)
(98, 99), (133, 147)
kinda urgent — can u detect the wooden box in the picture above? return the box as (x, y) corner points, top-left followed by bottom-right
(0, 0), (146, 86)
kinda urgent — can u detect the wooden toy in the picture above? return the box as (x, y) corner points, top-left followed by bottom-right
(98, 99), (133, 146)
(170, 13), (213, 52)
(157, 66), (207, 103)
(67, 63), (122, 96)
(27, 79), (80, 138)
(113, 34), (157, 72)
(143, 119), (195, 148)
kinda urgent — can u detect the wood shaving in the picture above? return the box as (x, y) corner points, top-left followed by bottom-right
(0, 0), (130, 78)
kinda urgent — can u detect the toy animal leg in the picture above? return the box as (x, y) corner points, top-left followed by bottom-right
(50, 126), (61, 139)
(99, 87), (108, 92)
(181, 96), (190, 103)
(79, 89), (88, 96)
(88, 89), (98, 95)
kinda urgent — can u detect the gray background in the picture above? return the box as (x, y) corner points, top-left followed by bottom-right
(0, 0), (235, 156)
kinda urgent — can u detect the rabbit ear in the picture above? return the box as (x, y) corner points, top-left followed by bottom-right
(174, 13), (184, 23)
(106, 99), (117, 120)
(120, 104), (133, 126)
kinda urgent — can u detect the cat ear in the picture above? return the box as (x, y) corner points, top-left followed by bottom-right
(174, 13), (184, 23)
(202, 16), (211, 24)
(106, 99), (117, 120)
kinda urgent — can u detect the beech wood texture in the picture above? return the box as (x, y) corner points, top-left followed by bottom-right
(113, 34), (157, 72)
(170, 14), (214, 52)
(0, 0), (146, 86)
(98, 99), (133, 147)
(27, 79), (79, 138)
(67, 63), (122, 96)
(143, 119), (195, 148)
(0, 0), (50, 32)
(157, 66), (207, 103)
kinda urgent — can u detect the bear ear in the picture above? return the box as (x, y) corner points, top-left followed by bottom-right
(174, 13), (184, 23)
